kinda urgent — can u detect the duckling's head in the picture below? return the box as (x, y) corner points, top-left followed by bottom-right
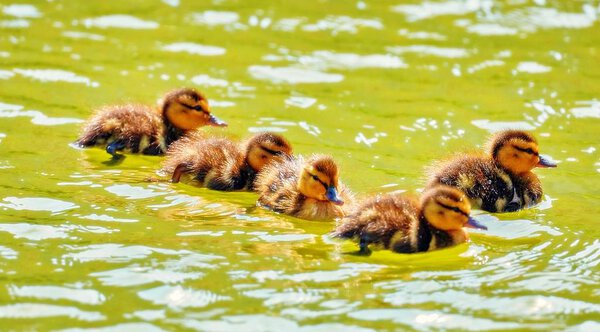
(489, 130), (557, 175)
(421, 185), (487, 232)
(246, 132), (293, 171)
(297, 155), (344, 205)
(162, 88), (227, 130)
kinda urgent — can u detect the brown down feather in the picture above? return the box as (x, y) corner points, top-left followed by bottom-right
(254, 155), (353, 221)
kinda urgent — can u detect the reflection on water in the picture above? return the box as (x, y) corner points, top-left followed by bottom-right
(248, 65), (344, 84)
(80, 15), (159, 29)
(2, 4), (41, 18)
(0, 0), (599, 330)
(161, 42), (226, 56)
(10, 69), (98, 87)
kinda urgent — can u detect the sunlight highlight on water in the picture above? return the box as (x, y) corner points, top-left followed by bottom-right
(0, 0), (599, 331)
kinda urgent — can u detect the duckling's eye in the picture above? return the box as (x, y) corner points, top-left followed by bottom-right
(312, 175), (319, 181)
(192, 105), (206, 113)
(514, 146), (535, 155)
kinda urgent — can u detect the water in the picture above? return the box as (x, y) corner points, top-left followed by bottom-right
(0, 0), (599, 330)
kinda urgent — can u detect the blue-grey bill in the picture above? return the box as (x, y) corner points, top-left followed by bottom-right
(537, 155), (557, 168)
(466, 217), (487, 230)
(326, 186), (344, 206)
(209, 115), (228, 127)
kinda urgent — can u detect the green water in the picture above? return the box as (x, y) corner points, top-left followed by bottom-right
(1, 0), (599, 330)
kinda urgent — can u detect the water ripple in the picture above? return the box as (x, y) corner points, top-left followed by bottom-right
(104, 184), (167, 200)
(571, 100), (600, 119)
(0, 19), (29, 28)
(243, 288), (332, 306)
(255, 233), (315, 243)
(80, 15), (159, 29)
(0, 223), (119, 241)
(382, 285), (600, 321)
(281, 299), (361, 320)
(61, 244), (213, 263)
(471, 214), (562, 239)
(190, 74), (229, 87)
(179, 314), (375, 332)
(138, 285), (231, 308)
(516, 61), (552, 74)
(350, 308), (526, 331)
(392, 1), (482, 22)
(162, 42), (226, 56)
(0, 303), (104, 321)
(386, 45), (469, 58)
(62, 243), (222, 266)
(13, 68), (99, 87)
(60, 323), (166, 332)
(91, 266), (204, 286)
(471, 119), (536, 132)
(2, 4), (41, 18)
(62, 31), (106, 41)
(296, 51), (406, 70)
(0, 196), (78, 213)
(191, 11), (240, 26)
(9, 285), (106, 305)
(301, 15), (382, 35)
(248, 65), (343, 84)
(252, 263), (383, 283)
(0, 245), (17, 259)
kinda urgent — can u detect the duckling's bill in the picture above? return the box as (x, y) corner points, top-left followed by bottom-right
(326, 186), (344, 205)
(537, 155), (557, 168)
(466, 216), (487, 230)
(208, 114), (228, 127)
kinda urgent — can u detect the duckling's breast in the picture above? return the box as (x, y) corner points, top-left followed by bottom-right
(295, 198), (345, 220)
(428, 228), (465, 251)
(512, 172), (543, 210)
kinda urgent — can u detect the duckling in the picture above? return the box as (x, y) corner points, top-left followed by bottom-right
(76, 88), (227, 157)
(426, 130), (557, 213)
(254, 154), (353, 220)
(331, 185), (487, 254)
(162, 132), (292, 191)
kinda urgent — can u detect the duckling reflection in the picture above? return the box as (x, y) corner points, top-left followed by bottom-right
(426, 130), (557, 212)
(162, 132), (292, 191)
(332, 185), (487, 254)
(254, 154), (353, 221)
(76, 88), (227, 158)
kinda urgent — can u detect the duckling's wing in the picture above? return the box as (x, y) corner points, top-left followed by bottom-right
(429, 155), (515, 212)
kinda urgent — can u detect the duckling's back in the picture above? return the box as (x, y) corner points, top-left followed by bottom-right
(163, 135), (249, 190)
(77, 104), (165, 154)
(333, 194), (425, 253)
(426, 154), (514, 212)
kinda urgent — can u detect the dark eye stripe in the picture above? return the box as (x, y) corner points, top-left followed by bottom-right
(181, 103), (209, 115)
(436, 201), (469, 217)
(309, 173), (328, 190)
(260, 146), (283, 156)
(513, 145), (538, 156)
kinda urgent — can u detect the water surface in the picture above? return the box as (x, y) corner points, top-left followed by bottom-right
(1, 0), (599, 330)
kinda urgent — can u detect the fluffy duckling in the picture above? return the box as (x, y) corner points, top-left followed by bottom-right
(332, 185), (487, 254)
(426, 130), (557, 212)
(162, 132), (292, 191)
(76, 88), (227, 157)
(254, 154), (353, 220)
